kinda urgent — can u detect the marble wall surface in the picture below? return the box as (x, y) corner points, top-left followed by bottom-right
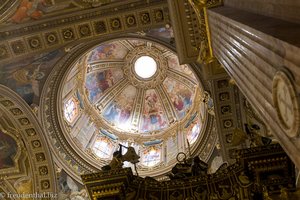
(224, 0), (300, 24)
(208, 6), (300, 168)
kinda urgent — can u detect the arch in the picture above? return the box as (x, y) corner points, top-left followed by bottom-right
(0, 85), (56, 195)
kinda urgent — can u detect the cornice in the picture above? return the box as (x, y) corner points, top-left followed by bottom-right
(0, 85), (57, 194)
(0, 0), (169, 65)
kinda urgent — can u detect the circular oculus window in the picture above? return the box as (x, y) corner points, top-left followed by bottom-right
(134, 56), (157, 79)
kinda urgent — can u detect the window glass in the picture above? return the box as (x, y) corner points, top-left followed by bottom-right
(187, 122), (200, 144)
(93, 137), (114, 159)
(64, 97), (79, 123)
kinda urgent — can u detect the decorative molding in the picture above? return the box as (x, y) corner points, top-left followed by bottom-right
(0, 85), (56, 194)
(0, 0), (20, 24)
(167, 0), (222, 64)
(40, 37), (217, 181)
(0, 0), (169, 64)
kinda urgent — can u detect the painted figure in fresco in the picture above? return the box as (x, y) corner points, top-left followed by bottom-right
(103, 102), (120, 122)
(10, 0), (74, 24)
(172, 94), (184, 111)
(181, 89), (192, 106)
(97, 44), (116, 59)
(88, 44), (116, 61)
(86, 69), (115, 103)
(11, 0), (50, 23)
(142, 91), (166, 132)
(0, 131), (18, 169)
(146, 27), (174, 41)
(11, 64), (44, 104)
(97, 70), (113, 91)
(119, 104), (131, 124)
(0, 50), (62, 106)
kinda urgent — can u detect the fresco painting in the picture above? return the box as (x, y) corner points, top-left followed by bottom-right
(187, 119), (201, 145)
(58, 169), (89, 200)
(167, 56), (197, 80)
(129, 39), (146, 47)
(146, 27), (174, 40)
(87, 42), (129, 62)
(140, 89), (167, 133)
(102, 85), (137, 131)
(142, 146), (161, 167)
(85, 68), (123, 103)
(0, 130), (18, 169)
(0, 50), (63, 105)
(163, 78), (194, 119)
(9, 0), (74, 24)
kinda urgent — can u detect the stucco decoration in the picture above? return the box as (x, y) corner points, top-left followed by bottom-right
(40, 38), (217, 180)
(0, 85), (56, 197)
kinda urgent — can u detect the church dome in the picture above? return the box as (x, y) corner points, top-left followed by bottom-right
(61, 38), (208, 176)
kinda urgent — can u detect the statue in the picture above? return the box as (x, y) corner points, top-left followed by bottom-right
(101, 144), (140, 174)
(192, 156), (208, 176)
(245, 124), (272, 147)
(101, 144), (123, 171)
(168, 152), (208, 179)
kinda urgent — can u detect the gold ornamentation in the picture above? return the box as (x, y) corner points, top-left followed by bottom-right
(27, 36), (42, 50)
(0, 100), (14, 107)
(45, 32), (59, 46)
(187, 0), (223, 64)
(39, 166), (49, 176)
(32, 140), (41, 148)
(10, 108), (23, 116)
(78, 24), (92, 37)
(18, 118), (30, 125)
(153, 9), (164, 23)
(41, 180), (50, 189)
(25, 128), (36, 136)
(36, 153), (46, 162)
(0, 44), (9, 60)
(123, 45), (168, 89)
(93, 20), (107, 34)
(11, 40), (26, 55)
(62, 28), (75, 41)
(140, 12), (151, 25)
(125, 15), (137, 27)
(223, 119), (233, 128)
(110, 18), (122, 31)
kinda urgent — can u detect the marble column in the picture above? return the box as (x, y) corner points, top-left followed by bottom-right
(208, 6), (300, 168)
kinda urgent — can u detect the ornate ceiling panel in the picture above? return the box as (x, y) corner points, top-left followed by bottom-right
(80, 38), (201, 135)
(0, 0), (169, 64)
(40, 36), (217, 179)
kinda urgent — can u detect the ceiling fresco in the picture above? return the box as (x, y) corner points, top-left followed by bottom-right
(0, 49), (64, 105)
(3, 0), (123, 25)
(82, 39), (200, 134)
(60, 38), (208, 174)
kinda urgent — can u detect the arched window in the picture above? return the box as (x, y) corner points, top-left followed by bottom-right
(64, 97), (79, 123)
(142, 146), (161, 167)
(187, 122), (200, 145)
(93, 137), (114, 159)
